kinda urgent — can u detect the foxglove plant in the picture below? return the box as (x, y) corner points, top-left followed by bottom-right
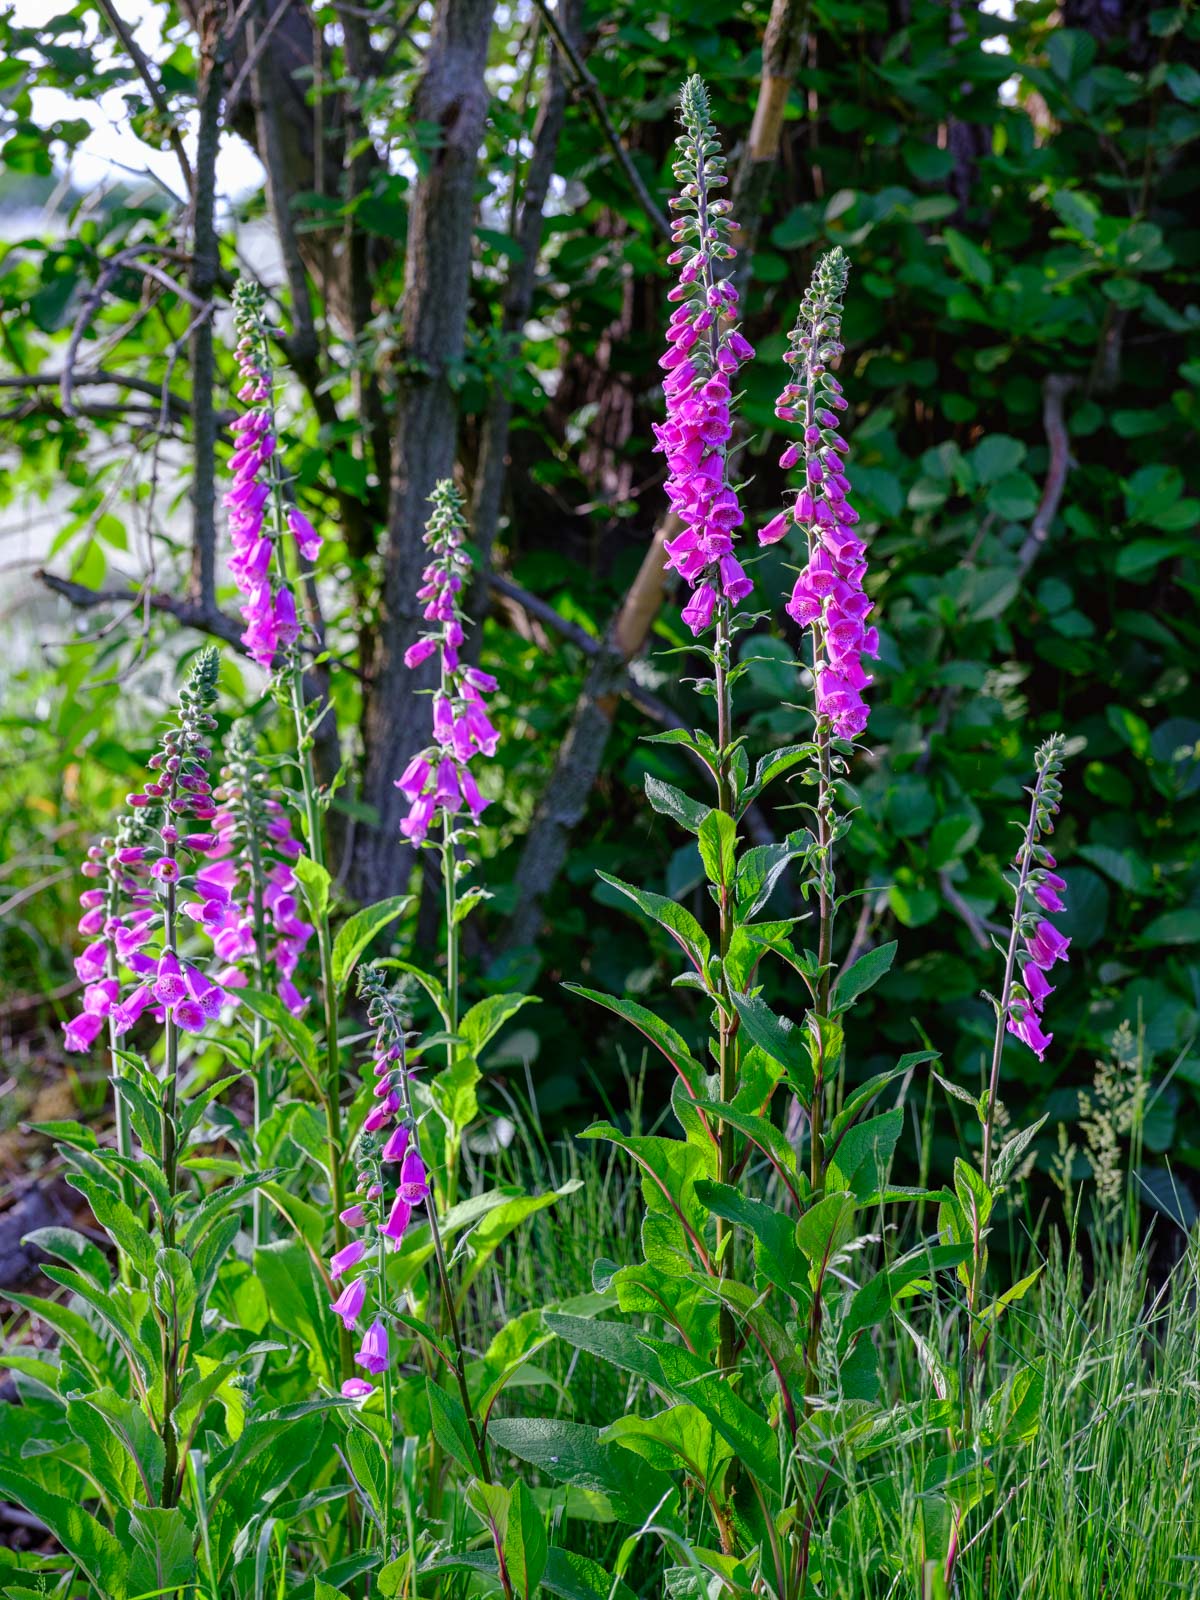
(225, 280), (361, 1381)
(936, 736), (1067, 1589)
(396, 479), (499, 1207)
(48, 651), (259, 1509)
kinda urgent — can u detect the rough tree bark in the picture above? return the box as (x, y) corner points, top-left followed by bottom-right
(350, 0), (496, 902)
(471, 0), (579, 580)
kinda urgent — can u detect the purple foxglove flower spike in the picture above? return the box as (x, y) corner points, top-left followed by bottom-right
(764, 248), (878, 741)
(393, 481), (498, 844)
(1003, 737), (1069, 1065)
(655, 76), (755, 637)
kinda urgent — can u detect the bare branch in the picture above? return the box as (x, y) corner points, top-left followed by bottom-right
(533, 0), (670, 239)
(188, 9), (227, 616)
(938, 870), (1003, 952)
(472, 0), (577, 578)
(0, 369), (194, 420)
(95, 0), (194, 195)
(1016, 374), (1076, 578)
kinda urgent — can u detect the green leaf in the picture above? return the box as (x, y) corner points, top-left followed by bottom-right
(977, 1266), (1044, 1350)
(842, 1241), (973, 1343)
(331, 895), (409, 992)
(293, 853), (331, 920)
(563, 985), (705, 1093)
(236, 986), (319, 1072)
(65, 1174), (156, 1278)
(795, 1193), (859, 1279)
(504, 1479), (548, 1600)
(0, 1465), (127, 1597)
(459, 992), (540, 1056)
(487, 1417), (674, 1524)
(542, 1314), (668, 1388)
(688, 1099), (804, 1203)
(750, 741), (817, 797)
(697, 809), (737, 889)
(944, 226), (993, 287)
(832, 941), (896, 1010)
(831, 1054), (936, 1143)
(826, 1109), (903, 1198)
(638, 1338), (779, 1488)
(126, 1506), (196, 1598)
(1140, 909), (1200, 946)
(644, 775), (709, 834)
(20, 1226), (110, 1289)
(990, 1115), (1048, 1191)
(596, 872), (710, 977)
(734, 833), (810, 918)
(541, 1548), (638, 1600)
(970, 434), (1025, 484)
(728, 992), (811, 1098)
(694, 1180), (802, 1299)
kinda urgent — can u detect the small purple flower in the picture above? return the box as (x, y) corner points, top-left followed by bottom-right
(330, 1276), (367, 1330)
(354, 1319), (389, 1375)
(381, 1124), (411, 1164)
(330, 1240), (366, 1280)
(380, 1194), (413, 1249)
(398, 1147), (429, 1205)
(62, 1011), (105, 1053)
(342, 1377), (374, 1399)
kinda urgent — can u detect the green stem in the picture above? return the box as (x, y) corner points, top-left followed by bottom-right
(244, 794), (270, 1251)
(713, 607), (738, 1380)
(159, 862), (181, 1507)
(377, 1228), (396, 1564)
(441, 819), (461, 1210)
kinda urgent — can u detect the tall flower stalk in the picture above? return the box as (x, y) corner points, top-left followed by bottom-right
(982, 734), (1069, 1180)
(226, 280), (354, 1378)
(64, 649), (225, 1505)
(396, 480), (499, 1206)
(656, 74), (756, 1374)
(205, 719), (313, 1245)
(764, 249), (877, 1412)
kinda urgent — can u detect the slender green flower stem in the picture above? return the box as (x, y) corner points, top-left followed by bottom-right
(106, 858), (135, 1276)
(241, 782), (271, 1250)
(690, 111), (740, 1382)
(712, 611), (738, 1381)
(441, 819), (462, 1210)
(159, 847), (181, 1507)
(260, 427), (354, 1383)
(376, 1228), (396, 1564)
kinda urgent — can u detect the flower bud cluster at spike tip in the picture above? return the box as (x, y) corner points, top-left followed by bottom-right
(63, 649), (229, 1051)
(1008, 736), (1070, 1062)
(185, 719), (314, 1015)
(654, 75), (755, 636)
(395, 480), (498, 844)
(762, 248), (878, 739)
(226, 280), (319, 670)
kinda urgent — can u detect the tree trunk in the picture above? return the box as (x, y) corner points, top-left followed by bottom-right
(351, 0), (496, 902)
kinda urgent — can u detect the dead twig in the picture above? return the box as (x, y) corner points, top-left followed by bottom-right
(95, 0), (194, 195)
(533, 0), (670, 240)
